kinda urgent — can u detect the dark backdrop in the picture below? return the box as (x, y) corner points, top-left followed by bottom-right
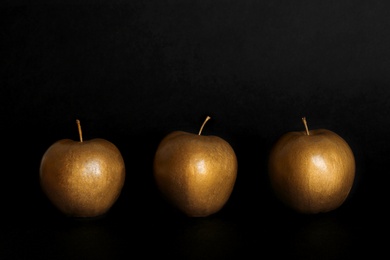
(1, 1), (388, 259)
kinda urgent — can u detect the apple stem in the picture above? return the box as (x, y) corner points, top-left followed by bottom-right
(76, 119), (83, 142)
(198, 116), (211, 135)
(302, 117), (310, 136)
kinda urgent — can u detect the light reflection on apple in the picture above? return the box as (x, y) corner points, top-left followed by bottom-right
(311, 155), (328, 172)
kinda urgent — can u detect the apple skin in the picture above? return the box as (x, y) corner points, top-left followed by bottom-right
(153, 124), (238, 217)
(268, 125), (355, 214)
(40, 138), (126, 218)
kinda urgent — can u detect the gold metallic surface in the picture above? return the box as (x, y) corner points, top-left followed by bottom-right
(268, 129), (355, 214)
(153, 131), (238, 217)
(40, 138), (126, 218)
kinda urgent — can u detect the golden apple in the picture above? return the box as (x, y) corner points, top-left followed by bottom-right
(268, 117), (355, 214)
(153, 116), (238, 217)
(39, 119), (126, 218)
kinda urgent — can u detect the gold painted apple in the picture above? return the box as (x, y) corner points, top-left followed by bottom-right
(268, 117), (355, 214)
(39, 119), (126, 218)
(153, 116), (238, 217)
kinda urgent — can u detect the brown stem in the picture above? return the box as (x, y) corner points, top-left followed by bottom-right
(198, 116), (211, 135)
(302, 117), (310, 135)
(76, 119), (83, 142)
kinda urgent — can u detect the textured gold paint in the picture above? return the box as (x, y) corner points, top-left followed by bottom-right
(40, 138), (125, 218)
(153, 131), (238, 217)
(268, 129), (355, 214)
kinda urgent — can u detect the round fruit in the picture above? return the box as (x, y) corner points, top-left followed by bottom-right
(268, 117), (355, 214)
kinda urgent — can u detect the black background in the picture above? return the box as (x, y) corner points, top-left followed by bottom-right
(1, 1), (388, 259)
